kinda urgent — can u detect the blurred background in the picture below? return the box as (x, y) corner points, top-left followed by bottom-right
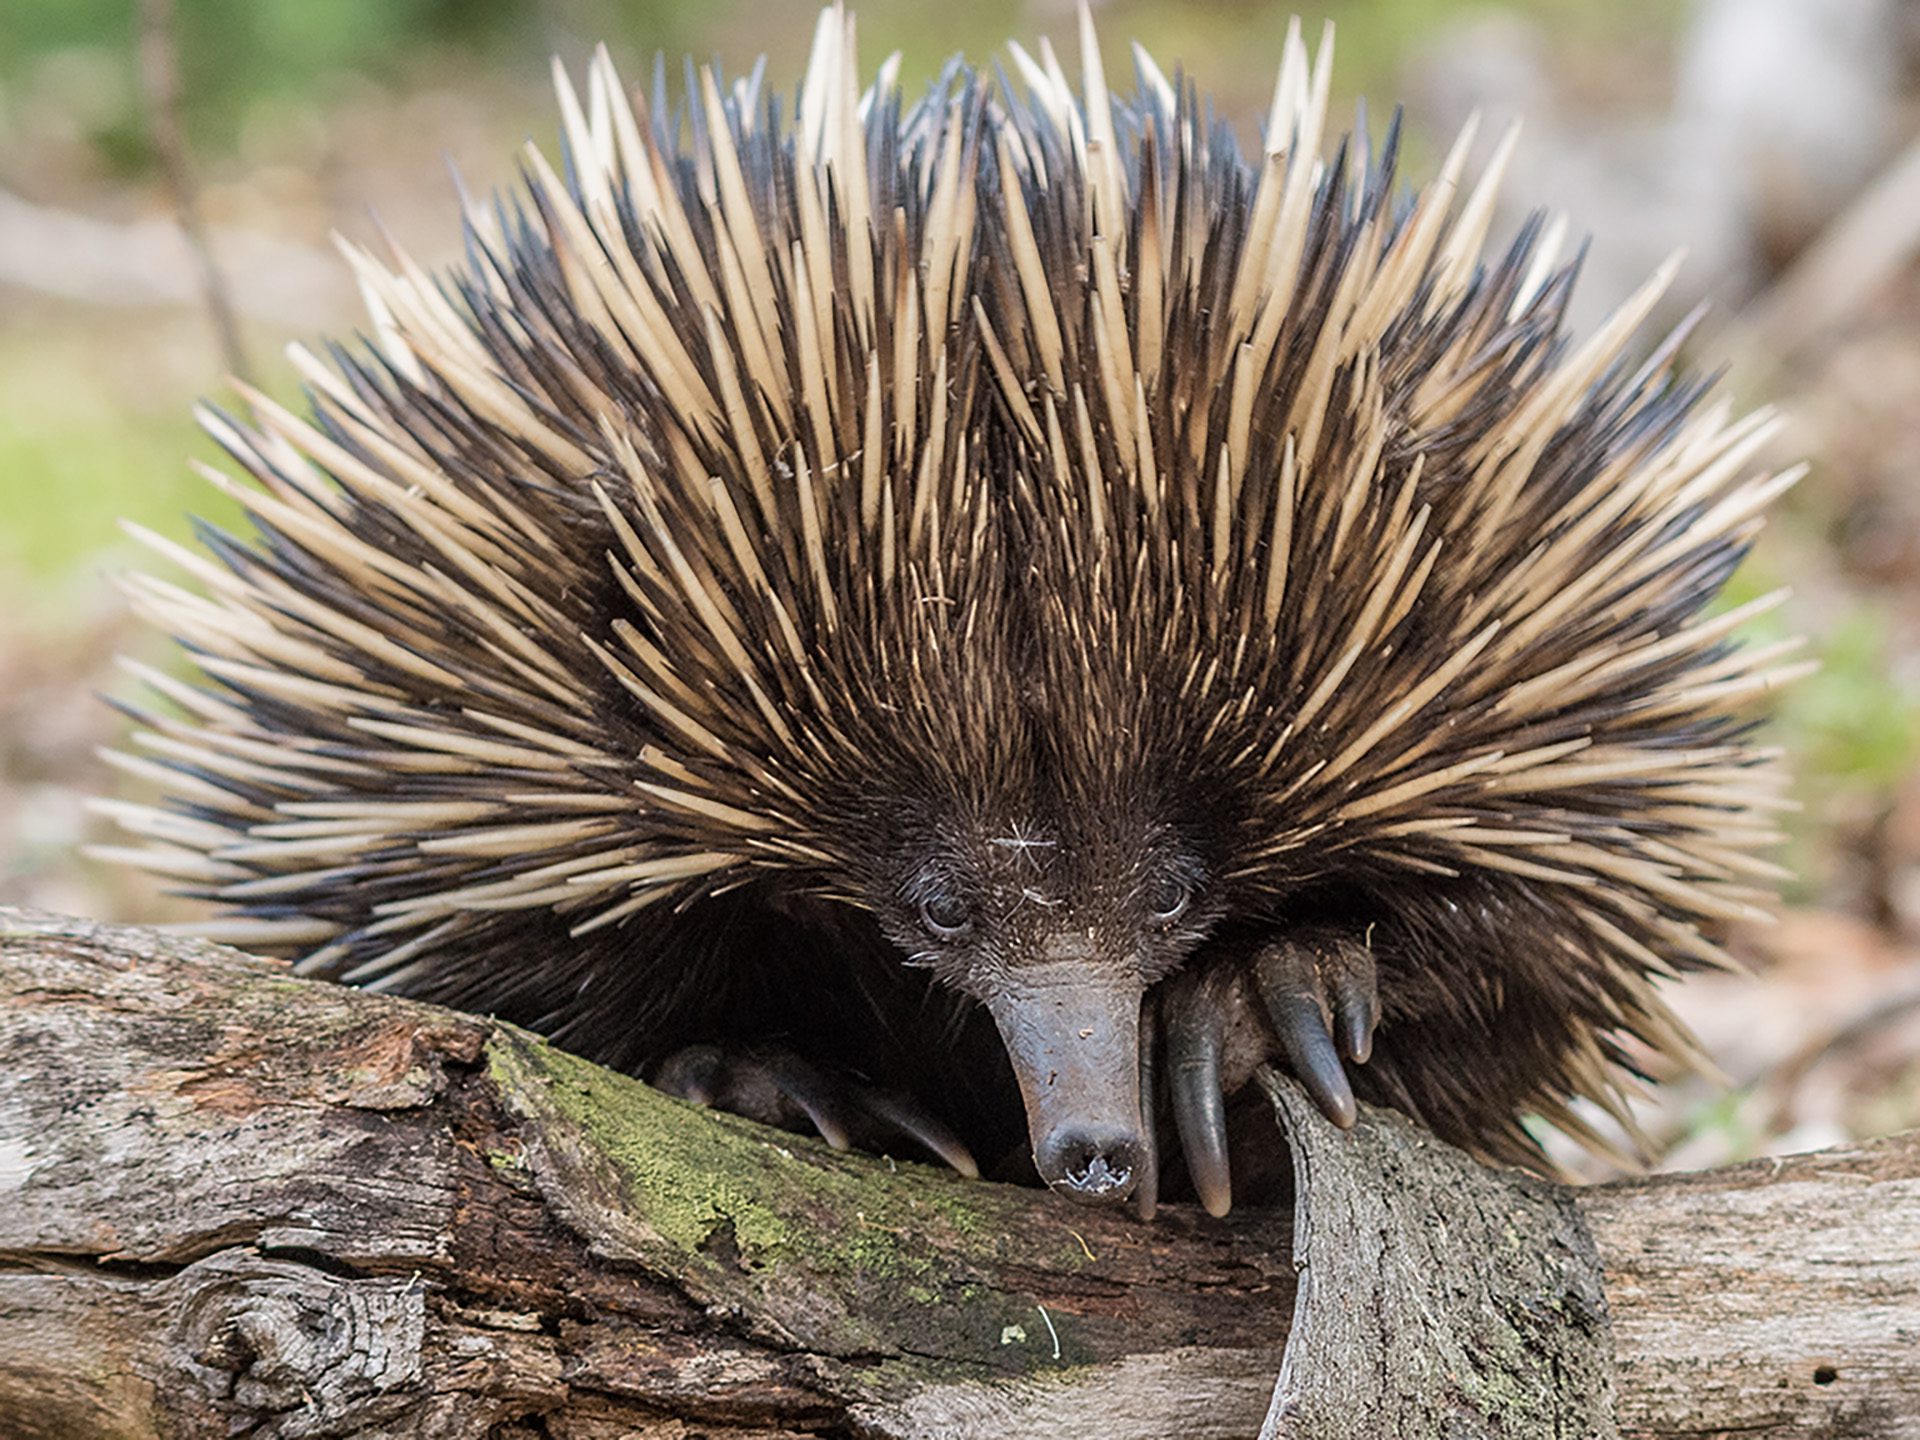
(3, 0), (1918, 1176)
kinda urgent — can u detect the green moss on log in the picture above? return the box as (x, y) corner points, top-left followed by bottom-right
(487, 1028), (1098, 1370)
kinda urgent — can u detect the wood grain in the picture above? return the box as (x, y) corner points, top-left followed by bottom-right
(3, 908), (1917, 1437)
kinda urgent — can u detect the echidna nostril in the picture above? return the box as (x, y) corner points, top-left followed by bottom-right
(1065, 1144), (1132, 1193)
(1039, 1129), (1142, 1203)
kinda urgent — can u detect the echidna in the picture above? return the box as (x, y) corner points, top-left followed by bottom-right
(99, 7), (1805, 1217)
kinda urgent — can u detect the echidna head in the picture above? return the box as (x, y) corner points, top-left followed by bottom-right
(844, 709), (1231, 1202)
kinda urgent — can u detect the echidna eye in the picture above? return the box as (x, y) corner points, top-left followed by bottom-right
(1148, 874), (1192, 923)
(919, 892), (972, 940)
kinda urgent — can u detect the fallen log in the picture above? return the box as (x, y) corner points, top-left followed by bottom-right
(1, 908), (1915, 1438)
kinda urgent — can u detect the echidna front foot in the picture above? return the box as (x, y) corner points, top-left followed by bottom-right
(651, 1043), (979, 1178)
(1247, 931), (1379, 1127)
(1156, 932), (1379, 1217)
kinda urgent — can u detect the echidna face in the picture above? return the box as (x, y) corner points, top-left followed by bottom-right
(860, 791), (1227, 1203)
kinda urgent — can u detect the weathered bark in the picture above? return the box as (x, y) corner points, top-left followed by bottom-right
(2, 908), (1917, 1439)
(1260, 1075), (1616, 1437)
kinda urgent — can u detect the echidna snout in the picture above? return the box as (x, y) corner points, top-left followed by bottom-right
(981, 962), (1148, 1205)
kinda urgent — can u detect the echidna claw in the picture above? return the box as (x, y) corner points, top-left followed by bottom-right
(752, 1048), (857, 1151)
(653, 1042), (725, 1108)
(1263, 984), (1358, 1129)
(1150, 932), (1380, 1215)
(651, 1042), (977, 1177)
(1133, 998), (1162, 1222)
(1163, 966), (1236, 1218)
(1251, 933), (1379, 1130)
(851, 1086), (981, 1179)
(1335, 970), (1377, 1065)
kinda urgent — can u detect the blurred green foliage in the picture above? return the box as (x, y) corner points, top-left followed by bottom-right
(1, 0), (1683, 173)
(1720, 534), (1920, 902)
(2, 0), (539, 170)
(1787, 609), (1920, 794)
(0, 321), (234, 592)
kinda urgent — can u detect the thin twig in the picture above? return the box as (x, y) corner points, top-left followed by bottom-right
(135, 0), (253, 383)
